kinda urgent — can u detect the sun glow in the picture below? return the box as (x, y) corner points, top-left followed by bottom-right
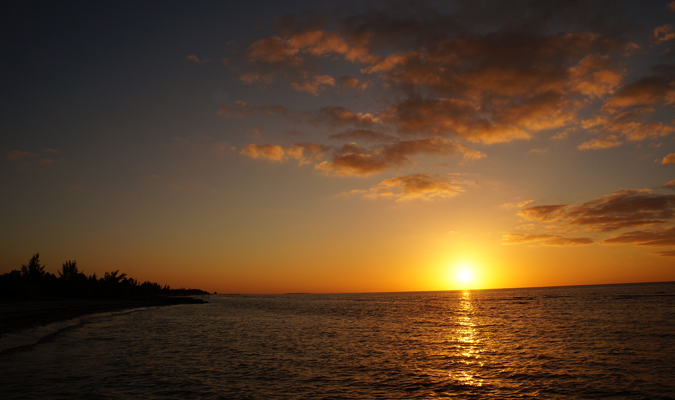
(451, 262), (478, 290)
(458, 268), (473, 284)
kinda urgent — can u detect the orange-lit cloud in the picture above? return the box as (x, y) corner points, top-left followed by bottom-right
(291, 74), (335, 95)
(6, 149), (59, 171)
(568, 55), (625, 98)
(653, 24), (675, 44)
(316, 106), (381, 126)
(246, 36), (301, 64)
(240, 143), (327, 164)
(315, 137), (484, 177)
(7, 150), (36, 160)
(663, 153), (675, 165)
(519, 189), (675, 232)
(349, 173), (463, 201)
(227, 1), (674, 152)
(218, 101), (288, 117)
(508, 183), (675, 251)
(186, 54), (209, 64)
(602, 227), (675, 246)
(328, 129), (396, 142)
(502, 233), (593, 246)
(578, 134), (622, 150)
(500, 200), (535, 209)
(241, 137), (483, 177)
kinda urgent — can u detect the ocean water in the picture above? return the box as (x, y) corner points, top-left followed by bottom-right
(1, 282), (674, 399)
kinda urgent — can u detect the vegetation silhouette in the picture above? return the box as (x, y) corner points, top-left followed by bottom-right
(0, 253), (208, 300)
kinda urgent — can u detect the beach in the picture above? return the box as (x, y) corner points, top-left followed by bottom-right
(0, 297), (206, 338)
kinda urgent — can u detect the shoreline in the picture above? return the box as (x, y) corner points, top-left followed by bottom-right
(0, 297), (206, 338)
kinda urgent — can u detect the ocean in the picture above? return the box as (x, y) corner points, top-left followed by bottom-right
(1, 282), (674, 399)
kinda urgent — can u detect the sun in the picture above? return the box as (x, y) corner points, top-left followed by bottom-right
(451, 263), (477, 289)
(457, 268), (473, 284)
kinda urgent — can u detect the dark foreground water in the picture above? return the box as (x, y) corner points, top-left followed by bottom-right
(1, 282), (674, 399)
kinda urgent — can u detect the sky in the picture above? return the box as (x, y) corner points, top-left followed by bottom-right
(1, 0), (675, 294)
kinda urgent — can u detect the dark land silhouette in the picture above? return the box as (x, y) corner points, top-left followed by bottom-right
(0, 253), (209, 336)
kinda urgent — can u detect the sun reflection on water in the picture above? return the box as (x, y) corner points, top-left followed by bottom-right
(447, 291), (484, 387)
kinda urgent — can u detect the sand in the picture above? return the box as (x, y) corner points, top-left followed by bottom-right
(0, 297), (206, 337)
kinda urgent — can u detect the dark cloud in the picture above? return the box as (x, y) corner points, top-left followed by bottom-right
(317, 137), (484, 176)
(508, 182), (675, 249)
(227, 1), (673, 150)
(519, 189), (675, 232)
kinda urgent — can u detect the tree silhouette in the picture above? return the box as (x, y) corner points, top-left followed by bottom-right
(58, 260), (80, 280)
(21, 253), (45, 281)
(1, 253), (208, 300)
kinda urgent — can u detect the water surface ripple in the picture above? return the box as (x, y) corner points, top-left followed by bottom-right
(1, 282), (674, 399)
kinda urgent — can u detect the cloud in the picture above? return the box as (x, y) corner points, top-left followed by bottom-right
(502, 233), (593, 246)
(246, 36), (301, 64)
(578, 134), (622, 150)
(186, 54), (209, 63)
(7, 150), (36, 160)
(349, 173), (463, 201)
(519, 189), (675, 232)
(240, 144), (288, 162)
(316, 137), (484, 177)
(574, 68), (675, 146)
(602, 227), (675, 246)
(227, 1), (675, 151)
(284, 30), (376, 64)
(336, 76), (360, 91)
(500, 200), (534, 209)
(218, 101), (288, 117)
(508, 182), (675, 250)
(242, 136), (483, 177)
(328, 129), (396, 142)
(654, 250), (675, 257)
(662, 153), (675, 165)
(568, 54), (625, 98)
(518, 204), (569, 222)
(291, 74), (335, 95)
(653, 25), (675, 44)
(601, 72), (675, 112)
(315, 106), (382, 127)
(6, 149), (59, 171)
(240, 143), (328, 164)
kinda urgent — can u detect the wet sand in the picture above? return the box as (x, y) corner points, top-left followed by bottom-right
(0, 297), (206, 337)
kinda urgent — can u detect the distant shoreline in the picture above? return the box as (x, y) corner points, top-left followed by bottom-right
(0, 296), (206, 338)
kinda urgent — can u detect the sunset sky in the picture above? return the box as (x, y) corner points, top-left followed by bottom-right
(2, 0), (674, 293)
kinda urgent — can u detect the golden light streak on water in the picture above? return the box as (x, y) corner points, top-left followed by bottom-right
(446, 291), (484, 387)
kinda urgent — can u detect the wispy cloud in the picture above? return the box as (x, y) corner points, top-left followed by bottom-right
(506, 182), (675, 251)
(186, 54), (209, 64)
(7, 150), (36, 160)
(502, 233), (593, 246)
(347, 173), (464, 201)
